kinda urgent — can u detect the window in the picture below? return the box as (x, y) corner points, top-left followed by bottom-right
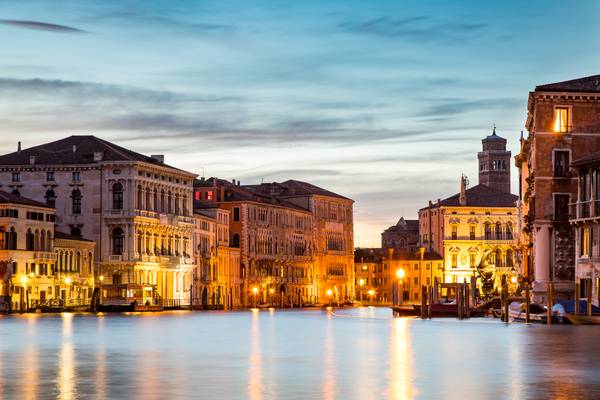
(553, 107), (570, 133)
(495, 223), (502, 240)
(46, 171), (55, 181)
(11, 172), (20, 182)
(505, 223), (513, 240)
(72, 171), (81, 182)
(232, 233), (240, 248)
(554, 194), (570, 221)
(112, 182), (124, 210)
(469, 225), (476, 240)
(484, 223), (492, 240)
(71, 189), (82, 214)
(554, 151), (569, 178)
(112, 227), (124, 255)
(469, 253), (476, 268)
(413, 277), (418, 285)
(45, 189), (56, 208)
(581, 227), (590, 257)
(233, 207), (240, 221)
(451, 254), (457, 268)
(11, 188), (20, 196)
(451, 225), (457, 240)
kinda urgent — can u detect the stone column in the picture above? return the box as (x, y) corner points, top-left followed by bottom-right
(533, 224), (550, 302)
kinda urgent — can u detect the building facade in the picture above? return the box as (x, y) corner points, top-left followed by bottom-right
(515, 75), (600, 302)
(381, 217), (419, 251)
(0, 136), (196, 306)
(420, 131), (519, 295)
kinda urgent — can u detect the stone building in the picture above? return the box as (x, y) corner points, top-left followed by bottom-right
(570, 155), (600, 306)
(381, 217), (419, 251)
(53, 231), (95, 306)
(246, 180), (355, 303)
(0, 136), (197, 306)
(515, 75), (600, 302)
(354, 248), (384, 302)
(420, 130), (518, 294)
(193, 205), (241, 309)
(194, 178), (316, 307)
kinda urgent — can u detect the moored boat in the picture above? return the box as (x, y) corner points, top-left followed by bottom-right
(564, 314), (600, 325)
(508, 301), (548, 323)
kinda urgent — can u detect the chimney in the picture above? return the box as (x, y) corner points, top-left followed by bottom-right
(459, 175), (467, 206)
(237, 180), (241, 186)
(151, 154), (164, 163)
(17, 141), (21, 153)
(29, 156), (36, 165)
(72, 145), (77, 153)
(232, 179), (236, 185)
(419, 247), (425, 261)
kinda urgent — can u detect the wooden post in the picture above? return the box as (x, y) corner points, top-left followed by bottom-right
(587, 278), (593, 317)
(433, 277), (439, 304)
(470, 275), (477, 307)
(465, 280), (470, 319)
(501, 274), (508, 323)
(525, 281), (531, 324)
(575, 280), (580, 315)
(457, 284), (463, 320)
(421, 285), (427, 319)
(547, 282), (554, 325)
(428, 286), (433, 319)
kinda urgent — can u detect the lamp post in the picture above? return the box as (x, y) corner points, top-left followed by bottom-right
(99, 275), (104, 305)
(20, 275), (27, 312)
(396, 268), (405, 306)
(252, 286), (259, 308)
(326, 289), (333, 306)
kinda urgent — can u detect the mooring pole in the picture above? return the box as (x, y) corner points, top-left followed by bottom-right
(501, 274), (508, 323)
(428, 286), (433, 319)
(457, 284), (463, 320)
(587, 278), (593, 317)
(421, 285), (427, 319)
(525, 281), (531, 324)
(547, 282), (554, 325)
(575, 280), (580, 315)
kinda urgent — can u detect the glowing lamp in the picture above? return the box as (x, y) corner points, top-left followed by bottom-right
(396, 268), (405, 279)
(65, 277), (72, 285)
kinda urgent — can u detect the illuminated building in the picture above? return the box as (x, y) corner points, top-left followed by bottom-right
(516, 75), (600, 302)
(0, 136), (196, 306)
(420, 130), (518, 294)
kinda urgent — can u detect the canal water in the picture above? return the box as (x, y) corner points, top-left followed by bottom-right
(1, 307), (599, 399)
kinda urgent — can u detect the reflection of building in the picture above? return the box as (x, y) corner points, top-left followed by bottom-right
(0, 191), (95, 312)
(193, 205), (241, 309)
(420, 130), (518, 292)
(381, 217), (419, 251)
(0, 136), (196, 306)
(516, 75), (600, 302)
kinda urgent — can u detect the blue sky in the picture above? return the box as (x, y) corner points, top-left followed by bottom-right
(1, 0), (599, 246)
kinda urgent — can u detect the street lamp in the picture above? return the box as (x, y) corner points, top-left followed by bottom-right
(396, 268), (405, 306)
(99, 275), (104, 306)
(368, 289), (375, 304)
(252, 286), (259, 308)
(326, 289), (333, 306)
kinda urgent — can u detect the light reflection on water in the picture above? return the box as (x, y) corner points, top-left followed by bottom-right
(1, 308), (600, 399)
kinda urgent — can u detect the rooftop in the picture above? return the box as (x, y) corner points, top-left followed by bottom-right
(54, 231), (94, 242)
(0, 135), (195, 175)
(535, 74), (600, 93)
(420, 184), (517, 210)
(0, 191), (53, 209)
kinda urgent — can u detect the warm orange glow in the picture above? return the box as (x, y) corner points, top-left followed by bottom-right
(554, 107), (569, 133)
(252, 287), (259, 295)
(29, 272), (35, 278)
(368, 289), (375, 296)
(396, 268), (406, 279)
(20, 276), (27, 286)
(510, 276), (518, 284)
(359, 278), (365, 286)
(99, 275), (104, 282)
(269, 288), (274, 294)
(65, 277), (72, 285)
(326, 289), (333, 297)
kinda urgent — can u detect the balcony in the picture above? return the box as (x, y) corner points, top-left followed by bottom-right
(570, 201), (600, 221)
(160, 255), (194, 268)
(34, 251), (55, 262)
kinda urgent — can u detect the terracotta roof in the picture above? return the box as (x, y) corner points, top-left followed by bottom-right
(54, 231), (94, 242)
(244, 180), (351, 201)
(0, 191), (53, 209)
(0, 135), (194, 175)
(420, 184), (517, 210)
(535, 74), (600, 93)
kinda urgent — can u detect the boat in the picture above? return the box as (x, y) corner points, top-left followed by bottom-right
(554, 300), (600, 325)
(390, 305), (417, 317)
(564, 314), (600, 325)
(508, 301), (548, 323)
(413, 303), (460, 317)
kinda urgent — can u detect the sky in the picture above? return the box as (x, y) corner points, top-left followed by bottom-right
(0, 0), (599, 247)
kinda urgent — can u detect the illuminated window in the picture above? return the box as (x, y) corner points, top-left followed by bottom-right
(581, 227), (590, 257)
(451, 225), (457, 240)
(469, 253), (476, 268)
(206, 191), (214, 201)
(469, 225), (476, 240)
(194, 191), (201, 201)
(553, 107), (570, 133)
(451, 254), (457, 268)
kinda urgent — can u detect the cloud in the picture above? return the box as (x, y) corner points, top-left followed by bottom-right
(339, 16), (487, 41)
(0, 19), (88, 33)
(414, 97), (523, 118)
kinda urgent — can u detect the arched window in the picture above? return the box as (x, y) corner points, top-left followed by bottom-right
(45, 189), (56, 208)
(495, 222), (502, 240)
(46, 231), (52, 251)
(505, 223), (513, 240)
(232, 233), (240, 248)
(506, 249), (514, 268)
(112, 227), (124, 255)
(167, 191), (172, 214)
(0, 227), (5, 250)
(145, 188), (151, 211)
(8, 228), (17, 250)
(175, 194), (180, 215)
(153, 189), (158, 212)
(112, 182), (124, 210)
(88, 252), (93, 274)
(137, 186), (143, 209)
(495, 249), (503, 268)
(484, 223), (491, 240)
(26, 229), (34, 251)
(40, 230), (46, 252)
(71, 189), (82, 214)
(182, 195), (188, 216)
(76, 252), (81, 272)
(160, 190), (166, 213)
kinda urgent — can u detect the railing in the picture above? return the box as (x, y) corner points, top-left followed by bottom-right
(162, 299), (181, 308)
(570, 200), (600, 220)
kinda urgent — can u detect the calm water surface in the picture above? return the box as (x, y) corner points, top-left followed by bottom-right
(1, 307), (599, 399)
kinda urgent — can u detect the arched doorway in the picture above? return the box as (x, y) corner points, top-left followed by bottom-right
(201, 287), (208, 308)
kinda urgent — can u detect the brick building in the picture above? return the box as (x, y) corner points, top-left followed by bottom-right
(516, 74), (600, 302)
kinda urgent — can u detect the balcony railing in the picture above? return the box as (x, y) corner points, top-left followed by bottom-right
(570, 200), (600, 220)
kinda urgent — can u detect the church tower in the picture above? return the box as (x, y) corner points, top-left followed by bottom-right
(478, 127), (511, 193)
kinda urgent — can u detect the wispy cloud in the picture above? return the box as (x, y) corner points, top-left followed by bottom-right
(0, 19), (87, 33)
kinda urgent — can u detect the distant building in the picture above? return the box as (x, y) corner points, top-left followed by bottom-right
(516, 75), (600, 303)
(354, 248), (384, 301)
(420, 130), (518, 294)
(381, 217), (419, 251)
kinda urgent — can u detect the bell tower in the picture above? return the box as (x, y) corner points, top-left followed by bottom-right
(478, 126), (511, 193)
